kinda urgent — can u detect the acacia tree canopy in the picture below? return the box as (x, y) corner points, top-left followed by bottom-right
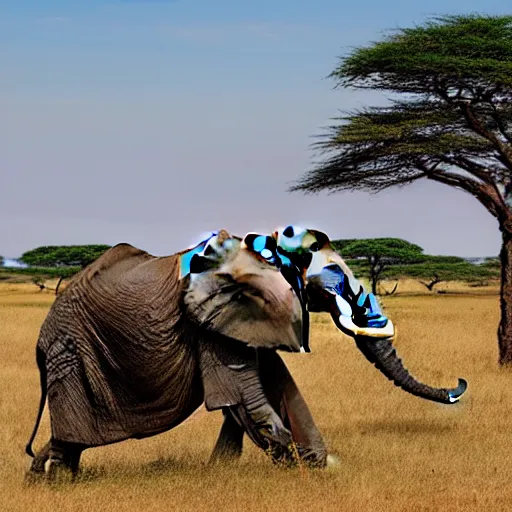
(333, 238), (425, 294)
(291, 14), (512, 365)
(20, 245), (111, 268)
(291, 15), (512, 221)
(335, 238), (424, 260)
(332, 237), (486, 293)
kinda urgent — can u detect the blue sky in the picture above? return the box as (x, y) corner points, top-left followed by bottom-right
(2, 0), (510, 257)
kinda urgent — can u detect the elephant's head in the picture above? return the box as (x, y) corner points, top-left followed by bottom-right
(181, 229), (303, 352)
(272, 225), (467, 405)
(181, 225), (466, 406)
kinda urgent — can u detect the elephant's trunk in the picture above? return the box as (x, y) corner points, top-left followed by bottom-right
(354, 335), (467, 404)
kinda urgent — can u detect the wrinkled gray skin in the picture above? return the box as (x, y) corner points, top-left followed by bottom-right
(26, 234), (325, 481)
(25, 230), (465, 482)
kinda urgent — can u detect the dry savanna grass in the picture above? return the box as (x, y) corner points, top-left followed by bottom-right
(1, 282), (511, 511)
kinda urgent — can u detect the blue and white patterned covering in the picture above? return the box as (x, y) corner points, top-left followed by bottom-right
(179, 225), (394, 340)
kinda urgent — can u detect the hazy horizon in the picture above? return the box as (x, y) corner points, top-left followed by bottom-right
(2, 1), (508, 259)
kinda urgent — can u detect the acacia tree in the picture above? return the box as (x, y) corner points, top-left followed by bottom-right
(291, 14), (512, 365)
(385, 260), (499, 291)
(333, 238), (425, 294)
(0, 255), (4, 267)
(20, 245), (111, 295)
(20, 245), (111, 268)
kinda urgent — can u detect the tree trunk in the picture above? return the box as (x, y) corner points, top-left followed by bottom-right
(419, 276), (442, 292)
(55, 276), (65, 296)
(383, 281), (399, 295)
(369, 256), (379, 295)
(498, 230), (512, 365)
(371, 269), (383, 296)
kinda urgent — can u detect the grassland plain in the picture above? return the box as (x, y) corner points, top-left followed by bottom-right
(1, 282), (512, 512)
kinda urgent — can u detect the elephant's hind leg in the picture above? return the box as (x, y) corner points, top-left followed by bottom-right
(25, 439), (83, 484)
(209, 408), (245, 464)
(46, 439), (85, 483)
(24, 441), (51, 484)
(30, 441), (51, 473)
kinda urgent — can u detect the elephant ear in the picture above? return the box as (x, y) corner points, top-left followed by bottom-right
(182, 232), (303, 352)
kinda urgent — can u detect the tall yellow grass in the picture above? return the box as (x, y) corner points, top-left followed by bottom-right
(1, 283), (511, 511)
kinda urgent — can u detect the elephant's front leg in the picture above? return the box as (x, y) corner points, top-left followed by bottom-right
(227, 381), (298, 466)
(210, 400), (294, 466)
(258, 349), (328, 468)
(202, 339), (325, 467)
(209, 408), (244, 464)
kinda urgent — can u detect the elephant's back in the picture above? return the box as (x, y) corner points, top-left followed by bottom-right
(55, 243), (183, 340)
(38, 243), (204, 446)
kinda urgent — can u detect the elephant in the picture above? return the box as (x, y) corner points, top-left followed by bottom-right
(25, 225), (467, 481)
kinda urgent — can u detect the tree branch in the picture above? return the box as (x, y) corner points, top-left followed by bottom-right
(436, 156), (511, 213)
(460, 103), (512, 171)
(417, 163), (504, 219)
(437, 155), (490, 184)
(434, 80), (512, 170)
(482, 87), (512, 144)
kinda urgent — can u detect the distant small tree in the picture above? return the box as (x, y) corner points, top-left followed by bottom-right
(413, 256), (467, 291)
(381, 280), (399, 295)
(19, 245), (109, 295)
(385, 261), (499, 290)
(32, 276), (49, 292)
(0, 266), (82, 294)
(333, 238), (425, 294)
(420, 274), (443, 292)
(20, 245), (111, 268)
(0, 255), (4, 267)
(482, 257), (501, 270)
